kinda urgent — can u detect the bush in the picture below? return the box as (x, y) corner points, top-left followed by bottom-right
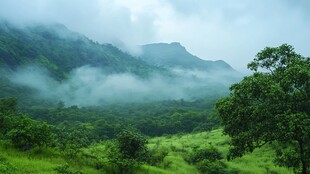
(186, 146), (223, 164)
(146, 147), (169, 166)
(100, 131), (149, 174)
(196, 160), (227, 174)
(6, 115), (54, 150)
(117, 130), (148, 161)
(53, 164), (83, 174)
(0, 157), (16, 174)
(186, 146), (240, 174)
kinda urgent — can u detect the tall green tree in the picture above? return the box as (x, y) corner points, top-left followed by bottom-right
(216, 44), (310, 174)
(105, 130), (148, 174)
(6, 115), (54, 150)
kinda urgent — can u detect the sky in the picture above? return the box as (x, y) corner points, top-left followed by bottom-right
(0, 0), (309, 72)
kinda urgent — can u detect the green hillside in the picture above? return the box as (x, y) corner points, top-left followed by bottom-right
(0, 20), (159, 79)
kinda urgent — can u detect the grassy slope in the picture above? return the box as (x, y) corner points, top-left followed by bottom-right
(0, 144), (99, 174)
(145, 129), (293, 174)
(0, 129), (293, 174)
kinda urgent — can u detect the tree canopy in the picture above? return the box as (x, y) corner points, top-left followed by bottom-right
(216, 44), (310, 174)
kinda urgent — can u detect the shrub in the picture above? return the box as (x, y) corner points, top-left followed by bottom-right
(186, 146), (240, 174)
(147, 147), (169, 166)
(53, 164), (83, 174)
(6, 115), (54, 150)
(186, 146), (223, 164)
(0, 157), (16, 174)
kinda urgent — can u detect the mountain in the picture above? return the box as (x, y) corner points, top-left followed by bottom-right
(0, 20), (159, 80)
(140, 42), (235, 72)
(0, 20), (241, 106)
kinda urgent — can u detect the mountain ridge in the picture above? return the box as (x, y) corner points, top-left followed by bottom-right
(140, 42), (236, 73)
(0, 20), (242, 106)
(0, 20), (160, 79)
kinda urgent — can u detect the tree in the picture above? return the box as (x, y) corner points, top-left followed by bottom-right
(6, 115), (54, 150)
(117, 130), (148, 161)
(0, 98), (17, 135)
(54, 121), (93, 157)
(216, 44), (310, 174)
(105, 130), (148, 174)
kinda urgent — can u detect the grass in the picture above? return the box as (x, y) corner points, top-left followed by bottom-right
(0, 129), (294, 174)
(147, 129), (293, 174)
(0, 144), (99, 174)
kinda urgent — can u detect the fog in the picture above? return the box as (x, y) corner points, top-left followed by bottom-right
(8, 66), (232, 106)
(0, 0), (309, 72)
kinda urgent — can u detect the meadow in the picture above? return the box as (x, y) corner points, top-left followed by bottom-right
(0, 129), (293, 174)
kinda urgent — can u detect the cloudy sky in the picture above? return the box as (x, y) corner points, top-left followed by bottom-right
(0, 0), (309, 72)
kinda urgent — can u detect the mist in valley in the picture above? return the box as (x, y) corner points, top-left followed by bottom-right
(7, 65), (233, 106)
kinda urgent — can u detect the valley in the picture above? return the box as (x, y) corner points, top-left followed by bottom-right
(0, 17), (309, 174)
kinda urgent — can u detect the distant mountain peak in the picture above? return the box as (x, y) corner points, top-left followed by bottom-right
(140, 42), (237, 73)
(170, 42), (182, 46)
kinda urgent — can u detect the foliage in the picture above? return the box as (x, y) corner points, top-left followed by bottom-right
(54, 121), (94, 157)
(96, 131), (149, 174)
(216, 44), (310, 173)
(6, 115), (54, 150)
(146, 147), (169, 166)
(0, 97), (17, 135)
(24, 99), (220, 139)
(186, 146), (223, 164)
(0, 98), (54, 151)
(0, 20), (159, 80)
(54, 164), (84, 174)
(196, 160), (237, 174)
(185, 146), (238, 174)
(100, 140), (140, 174)
(0, 157), (16, 174)
(0, 97), (17, 114)
(0, 128), (293, 174)
(117, 130), (148, 161)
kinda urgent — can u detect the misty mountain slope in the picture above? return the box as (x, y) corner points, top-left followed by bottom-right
(139, 42), (242, 87)
(0, 20), (241, 106)
(0, 20), (160, 79)
(140, 42), (234, 71)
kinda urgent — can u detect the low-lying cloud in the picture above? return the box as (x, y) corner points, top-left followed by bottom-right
(10, 66), (231, 106)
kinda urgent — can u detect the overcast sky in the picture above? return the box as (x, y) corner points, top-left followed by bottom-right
(0, 0), (309, 72)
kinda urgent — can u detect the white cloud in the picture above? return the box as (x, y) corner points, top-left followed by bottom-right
(0, 0), (309, 72)
(10, 66), (231, 106)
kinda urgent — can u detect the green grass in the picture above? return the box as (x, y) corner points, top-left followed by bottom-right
(0, 144), (100, 174)
(0, 129), (294, 174)
(147, 129), (293, 174)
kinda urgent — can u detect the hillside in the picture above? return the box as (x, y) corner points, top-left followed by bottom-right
(0, 20), (242, 106)
(140, 42), (235, 72)
(0, 20), (159, 79)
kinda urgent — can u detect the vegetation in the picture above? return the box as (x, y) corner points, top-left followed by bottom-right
(216, 44), (310, 174)
(0, 95), (295, 174)
(0, 128), (293, 174)
(0, 20), (307, 173)
(0, 20), (161, 79)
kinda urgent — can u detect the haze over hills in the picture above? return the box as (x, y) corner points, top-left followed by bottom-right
(0, 20), (242, 106)
(140, 42), (242, 85)
(140, 42), (234, 72)
(0, 20), (159, 79)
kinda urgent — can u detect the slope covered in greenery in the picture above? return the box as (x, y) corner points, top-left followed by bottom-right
(0, 20), (159, 79)
(0, 129), (293, 174)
